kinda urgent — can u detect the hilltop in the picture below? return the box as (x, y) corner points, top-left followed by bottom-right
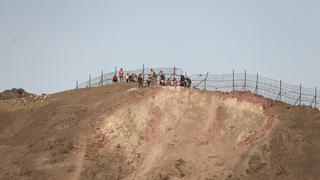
(0, 83), (319, 180)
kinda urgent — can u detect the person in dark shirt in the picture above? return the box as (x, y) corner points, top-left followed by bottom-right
(147, 74), (152, 87)
(138, 73), (144, 87)
(180, 75), (185, 87)
(112, 74), (118, 83)
(186, 77), (192, 88)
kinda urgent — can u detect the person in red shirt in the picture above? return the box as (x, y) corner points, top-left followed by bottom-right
(119, 68), (124, 83)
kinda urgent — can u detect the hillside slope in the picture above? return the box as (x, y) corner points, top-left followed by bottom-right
(0, 84), (319, 180)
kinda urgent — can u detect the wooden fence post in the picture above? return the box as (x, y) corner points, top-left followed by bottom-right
(76, 80), (78, 89)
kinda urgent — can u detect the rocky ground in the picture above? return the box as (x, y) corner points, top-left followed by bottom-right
(0, 84), (319, 180)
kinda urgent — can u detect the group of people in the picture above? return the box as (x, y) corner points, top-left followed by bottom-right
(112, 68), (139, 83)
(112, 68), (192, 88)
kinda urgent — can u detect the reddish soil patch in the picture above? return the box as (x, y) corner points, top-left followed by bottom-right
(228, 91), (272, 109)
(230, 92), (278, 150)
(234, 117), (276, 150)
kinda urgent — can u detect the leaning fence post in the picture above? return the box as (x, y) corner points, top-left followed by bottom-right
(277, 79), (282, 101)
(232, 69), (235, 91)
(89, 74), (91, 88)
(204, 72), (209, 90)
(299, 84), (302, 105)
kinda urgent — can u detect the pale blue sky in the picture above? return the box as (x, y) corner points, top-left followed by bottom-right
(1, 0), (319, 94)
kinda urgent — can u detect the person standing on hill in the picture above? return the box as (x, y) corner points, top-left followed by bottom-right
(180, 75), (185, 87)
(186, 77), (192, 88)
(119, 68), (124, 83)
(134, 73), (138, 82)
(147, 74), (152, 87)
(152, 70), (158, 85)
(138, 73), (144, 87)
(159, 71), (165, 86)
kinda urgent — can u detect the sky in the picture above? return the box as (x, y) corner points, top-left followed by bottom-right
(1, 0), (320, 94)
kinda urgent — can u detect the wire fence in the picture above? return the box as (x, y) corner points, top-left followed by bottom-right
(76, 67), (318, 110)
(191, 70), (318, 109)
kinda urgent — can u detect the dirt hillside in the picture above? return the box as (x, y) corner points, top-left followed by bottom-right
(0, 84), (319, 180)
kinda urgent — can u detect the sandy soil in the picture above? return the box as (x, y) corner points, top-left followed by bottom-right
(0, 84), (320, 180)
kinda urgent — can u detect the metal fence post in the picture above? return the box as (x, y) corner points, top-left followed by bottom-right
(255, 73), (258, 94)
(279, 80), (282, 101)
(244, 70), (247, 91)
(232, 69), (235, 91)
(316, 87), (317, 109)
(204, 72), (209, 90)
(142, 64), (145, 80)
(100, 70), (104, 85)
(89, 75), (91, 88)
(299, 84), (302, 105)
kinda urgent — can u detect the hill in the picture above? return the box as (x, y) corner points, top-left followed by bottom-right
(0, 84), (319, 180)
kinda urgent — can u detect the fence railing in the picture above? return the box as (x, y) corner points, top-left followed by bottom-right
(76, 68), (318, 110)
(191, 70), (318, 109)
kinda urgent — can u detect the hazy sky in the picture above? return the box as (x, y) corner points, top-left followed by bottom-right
(1, 0), (320, 94)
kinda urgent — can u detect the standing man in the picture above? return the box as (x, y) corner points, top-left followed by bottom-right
(186, 77), (192, 88)
(147, 74), (152, 87)
(138, 73), (144, 87)
(119, 68), (124, 83)
(152, 69), (157, 86)
(180, 75), (185, 87)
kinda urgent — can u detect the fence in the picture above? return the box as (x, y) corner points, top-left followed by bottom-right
(76, 68), (319, 110)
(191, 70), (319, 109)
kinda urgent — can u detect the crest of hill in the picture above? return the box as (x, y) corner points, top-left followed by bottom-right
(0, 88), (35, 100)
